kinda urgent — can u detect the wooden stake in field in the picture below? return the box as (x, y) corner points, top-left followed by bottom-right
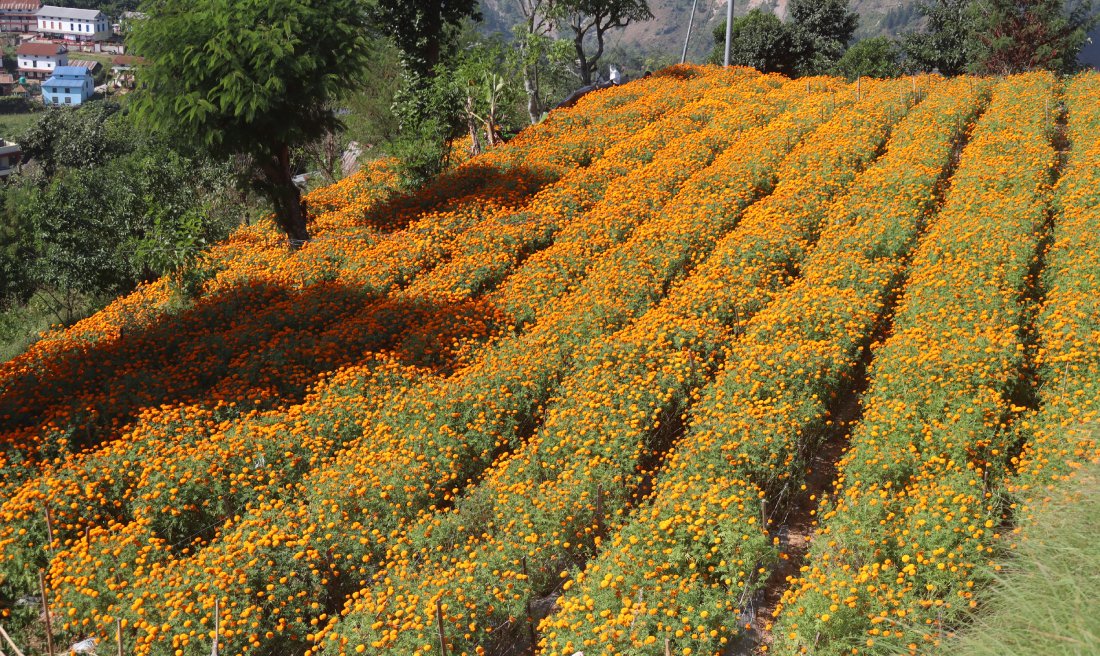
(211, 599), (220, 656)
(435, 598), (449, 656)
(42, 505), (55, 553)
(521, 556), (538, 649)
(38, 571), (54, 656)
(116, 618), (123, 656)
(0, 624), (28, 656)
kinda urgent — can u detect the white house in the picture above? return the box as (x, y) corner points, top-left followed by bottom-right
(16, 40), (67, 79)
(0, 0), (41, 33)
(36, 5), (109, 41)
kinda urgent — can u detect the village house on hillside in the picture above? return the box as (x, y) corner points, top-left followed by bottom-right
(36, 4), (110, 41)
(0, 140), (22, 179)
(16, 41), (67, 79)
(41, 64), (93, 105)
(0, 0), (40, 32)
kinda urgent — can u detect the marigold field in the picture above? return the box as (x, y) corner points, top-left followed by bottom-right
(1, 66), (1098, 656)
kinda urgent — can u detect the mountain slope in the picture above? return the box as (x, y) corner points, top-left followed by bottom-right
(479, 0), (925, 65)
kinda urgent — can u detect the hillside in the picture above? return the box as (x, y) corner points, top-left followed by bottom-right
(1, 66), (1099, 656)
(479, 0), (924, 64)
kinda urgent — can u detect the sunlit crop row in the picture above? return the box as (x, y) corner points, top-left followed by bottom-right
(0, 68), (724, 644)
(402, 70), (780, 304)
(90, 72), (822, 656)
(3, 68), (772, 655)
(531, 75), (985, 656)
(0, 67), (708, 495)
(772, 72), (1060, 656)
(309, 76), (937, 656)
(1011, 73), (1100, 500)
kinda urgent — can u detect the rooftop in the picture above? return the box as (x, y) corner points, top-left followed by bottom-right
(17, 41), (65, 56)
(68, 59), (102, 71)
(45, 65), (92, 79)
(0, 1), (41, 9)
(112, 55), (144, 67)
(37, 5), (102, 19)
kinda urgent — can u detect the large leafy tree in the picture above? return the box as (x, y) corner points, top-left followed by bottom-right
(902, 0), (975, 76)
(128, 0), (374, 244)
(708, 10), (799, 75)
(788, 0), (859, 74)
(967, 0), (1095, 74)
(555, 0), (653, 85)
(369, 0), (480, 78)
(833, 36), (904, 79)
(514, 0), (557, 123)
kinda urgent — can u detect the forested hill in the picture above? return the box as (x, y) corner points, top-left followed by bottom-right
(479, 0), (924, 63)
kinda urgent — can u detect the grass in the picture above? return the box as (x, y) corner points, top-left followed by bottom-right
(0, 291), (101, 363)
(0, 111), (40, 141)
(932, 461), (1100, 656)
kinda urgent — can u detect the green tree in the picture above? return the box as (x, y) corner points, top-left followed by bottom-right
(19, 101), (129, 178)
(967, 0), (1095, 74)
(128, 0), (374, 244)
(512, 0), (557, 123)
(707, 10), (799, 75)
(902, 0), (975, 76)
(368, 0), (481, 78)
(834, 36), (904, 79)
(389, 67), (465, 188)
(554, 0), (653, 85)
(23, 147), (233, 318)
(0, 183), (36, 309)
(789, 0), (859, 74)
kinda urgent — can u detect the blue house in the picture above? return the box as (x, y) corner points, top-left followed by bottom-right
(41, 65), (94, 106)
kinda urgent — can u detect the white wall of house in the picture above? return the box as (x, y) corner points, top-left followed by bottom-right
(17, 52), (67, 73)
(36, 13), (110, 40)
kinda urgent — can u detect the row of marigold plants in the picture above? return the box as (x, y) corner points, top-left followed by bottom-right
(0, 67), (729, 643)
(308, 76), (936, 656)
(1, 68), (761, 652)
(0, 67), (705, 490)
(533, 75), (987, 656)
(770, 71), (1062, 655)
(71, 69), (797, 656)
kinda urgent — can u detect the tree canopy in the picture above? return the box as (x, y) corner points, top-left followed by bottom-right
(834, 35), (904, 79)
(708, 10), (799, 75)
(128, 0), (375, 243)
(788, 0), (859, 73)
(368, 0), (481, 77)
(967, 0), (1095, 74)
(903, 0), (975, 76)
(554, 0), (653, 84)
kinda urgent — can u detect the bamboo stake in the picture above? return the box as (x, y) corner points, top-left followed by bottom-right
(43, 505), (55, 553)
(116, 618), (123, 656)
(0, 625), (27, 656)
(665, 637), (672, 656)
(38, 571), (54, 656)
(435, 598), (449, 656)
(521, 556), (538, 649)
(212, 599), (220, 656)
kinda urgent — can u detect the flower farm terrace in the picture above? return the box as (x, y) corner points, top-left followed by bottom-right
(0, 65), (1097, 656)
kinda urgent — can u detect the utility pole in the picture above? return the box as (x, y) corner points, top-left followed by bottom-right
(724, 0), (734, 66)
(681, 0), (699, 64)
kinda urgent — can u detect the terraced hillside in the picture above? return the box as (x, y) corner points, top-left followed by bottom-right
(1, 66), (1098, 656)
